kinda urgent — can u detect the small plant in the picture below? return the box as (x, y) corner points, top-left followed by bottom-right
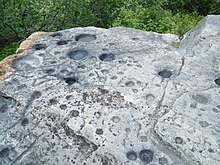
(171, 41), (180, 48)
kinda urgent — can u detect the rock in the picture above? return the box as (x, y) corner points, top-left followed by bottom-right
(16, 32), (48, 54)
(0, 15), (220, 165)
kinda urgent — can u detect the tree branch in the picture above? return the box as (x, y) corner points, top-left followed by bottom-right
(3, 23), (21, 40)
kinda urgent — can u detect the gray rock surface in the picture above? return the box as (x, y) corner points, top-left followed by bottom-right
(0, 15), (220, 165)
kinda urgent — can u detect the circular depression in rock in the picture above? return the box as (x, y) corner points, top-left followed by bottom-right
(64, 77), (78, 85)
(138, 135), (148, 142)
(31, 91), (42, 100)
(215, 78), (220, 85)
(49, 99), (58, 105)
(77, 65), (86, 69)
(111, 116), (120, 123)
(70, 110), (79, 117)
(175, 137), (183, 144)
(192, 94), (209, 104)
(126, 151), (137, 161)
(96, 128), (103, 135)
(31, 43), (47, 50)
(99, 53), (115, 62)
(0, 147), (10, 157)
(125, 81), (135, 87)
(145, 94), (155, 103)
(75, 34), (96, 42)
(67, 49), (88, 60)
(14, 55), (42, 70)
(57, 40), (68, 45)
(50, 32), (62, 37)
(158, 69), (172, 78)
(46, 68), (55, 75)
(21, 118), (29, 126)
(60, 69), (69, 74)
(159, 157), (168, 165)
(199, 121), (209, 128)
(60, 104), (67, 110)
(139, 149), (154, 163)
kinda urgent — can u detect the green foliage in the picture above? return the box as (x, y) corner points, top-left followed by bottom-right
(0, 0), (126, 40)
(0, 42), (20, 61)
(112, 5), (203, 38)
(159, 0), (220, 15)
(0, 0), (127, 59)
(171, 12), (203, 39)
(88, 0), (126, 27)
(0, 0), (218, 60)
(1, 0), (54, 39)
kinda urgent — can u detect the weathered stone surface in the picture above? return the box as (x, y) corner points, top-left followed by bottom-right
(0, 15), (220, 165)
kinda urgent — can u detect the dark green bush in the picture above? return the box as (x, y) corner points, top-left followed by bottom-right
(0, 0), (218, 60)
(159, 0), (220, 15)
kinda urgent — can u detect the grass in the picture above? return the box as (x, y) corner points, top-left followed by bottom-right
(171, 41), (180, 48)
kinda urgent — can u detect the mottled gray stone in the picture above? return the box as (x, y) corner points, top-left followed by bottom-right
(0, 15), (220, 165)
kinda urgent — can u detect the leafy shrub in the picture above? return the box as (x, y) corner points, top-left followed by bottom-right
(0, 0), (216, 61)
(171, 12), (203, 39)
(112, 5), (203, 38)
(0, 0), (127, 41)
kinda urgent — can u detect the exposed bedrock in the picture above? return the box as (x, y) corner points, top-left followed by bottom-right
(0, 15), (220, 165)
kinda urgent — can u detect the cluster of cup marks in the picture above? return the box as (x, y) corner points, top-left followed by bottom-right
(30, 33), (118, 85)
(22, 32), (220, 163)
(31, 32), (220, 86)
(126, 149), (154, 163)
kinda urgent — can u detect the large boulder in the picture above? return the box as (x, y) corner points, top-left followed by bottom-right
(0, 15), (219, 165)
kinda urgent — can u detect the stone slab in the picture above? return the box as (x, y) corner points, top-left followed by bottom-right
(0, 15), (220, 165)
